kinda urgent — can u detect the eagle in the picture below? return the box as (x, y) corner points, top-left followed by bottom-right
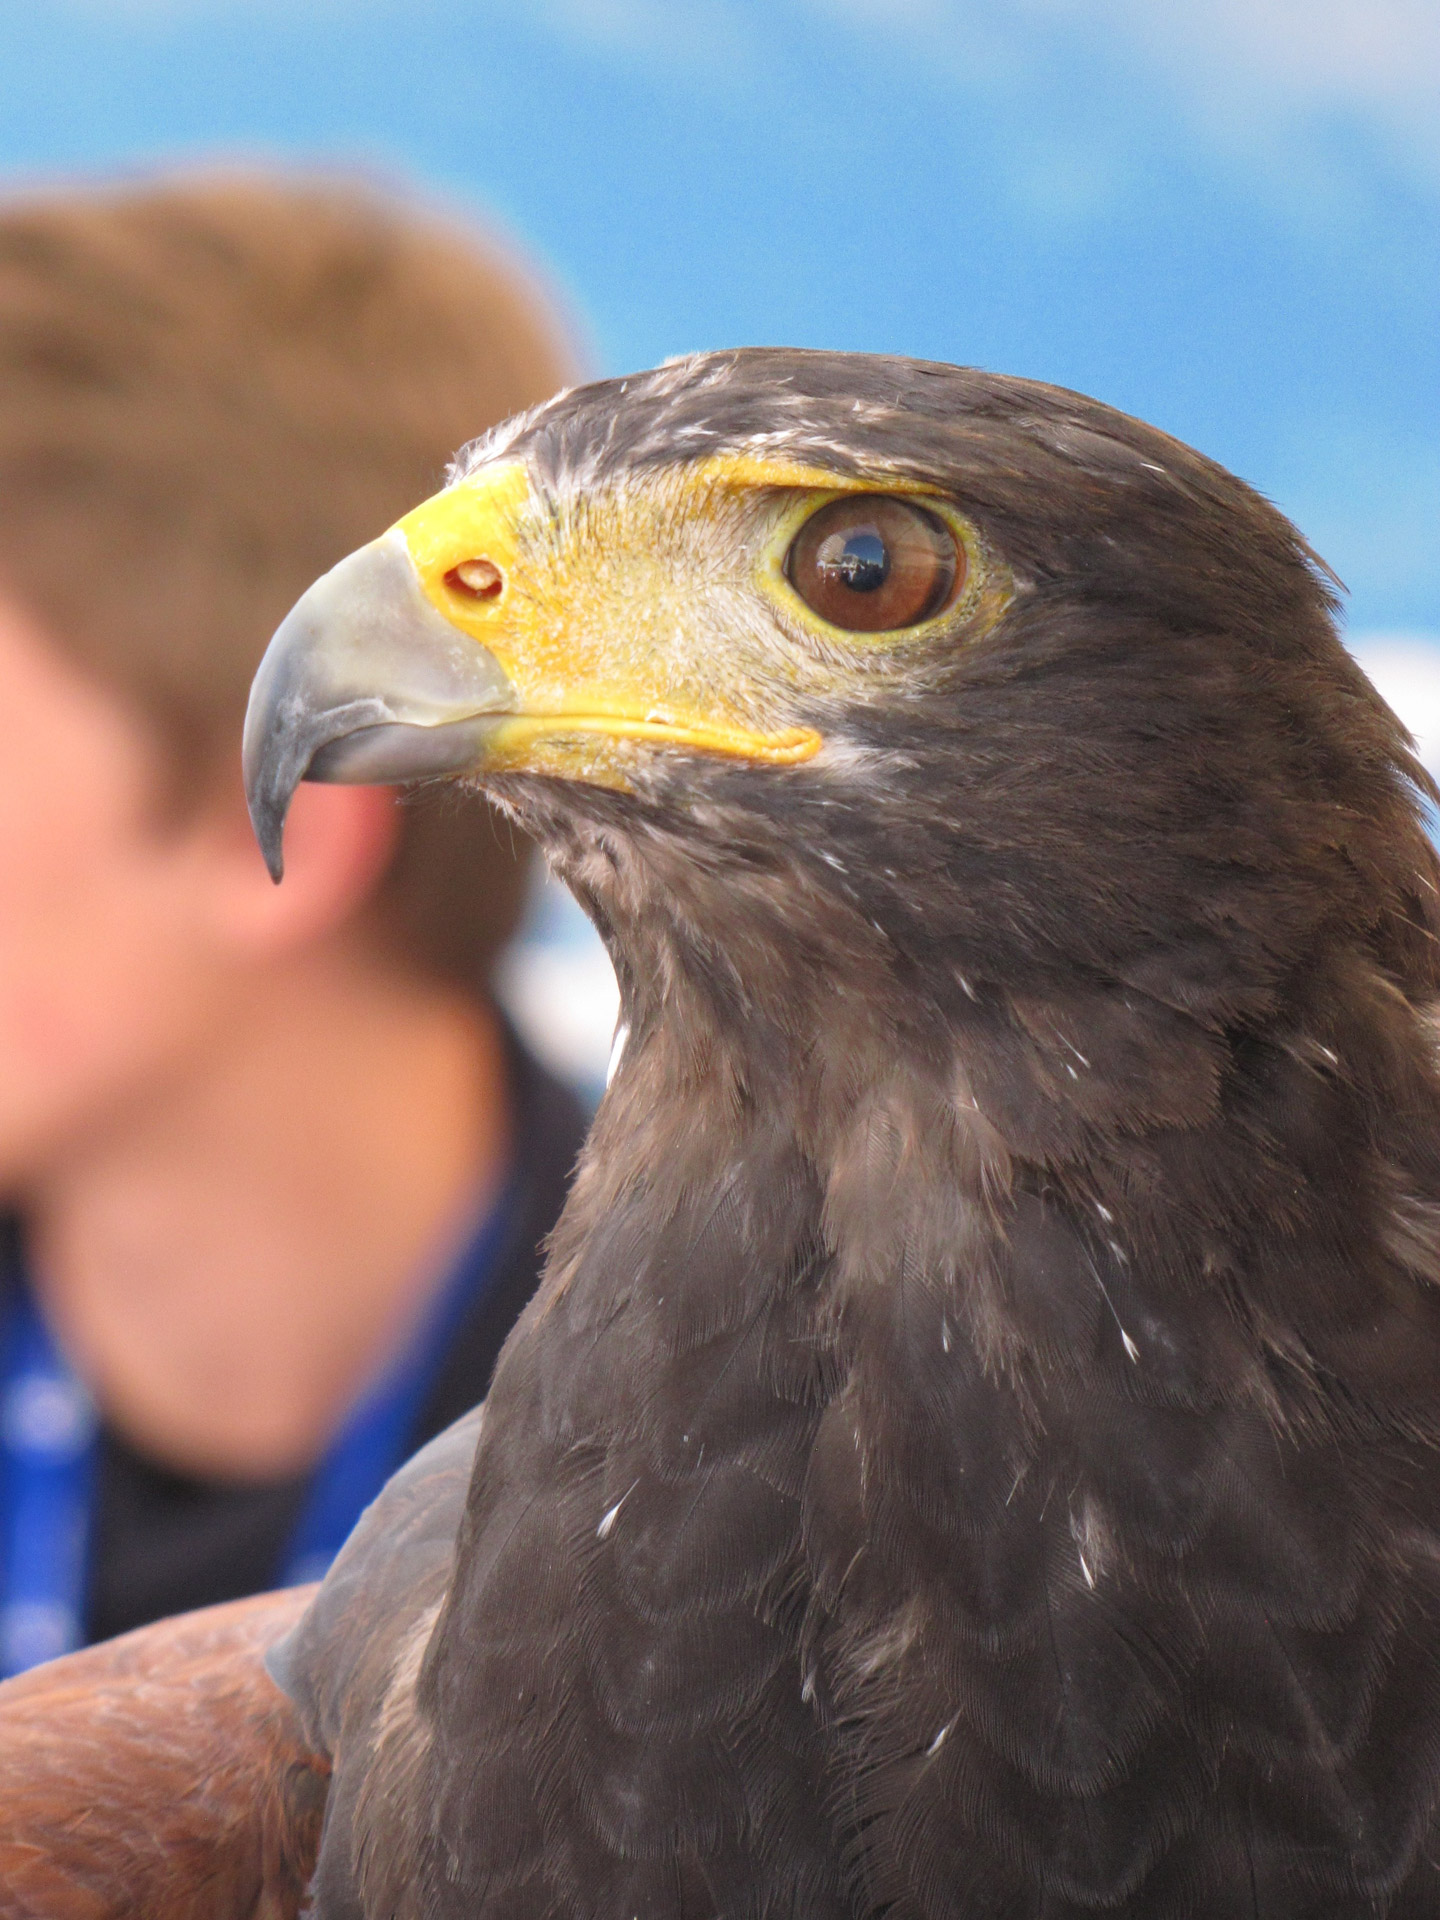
(5, 348), (1440, 1920)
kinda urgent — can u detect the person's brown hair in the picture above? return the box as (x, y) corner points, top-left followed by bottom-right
(0, 170), (579, 994)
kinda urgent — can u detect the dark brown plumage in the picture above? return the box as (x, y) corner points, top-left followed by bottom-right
(11, 348), (1440, 1918)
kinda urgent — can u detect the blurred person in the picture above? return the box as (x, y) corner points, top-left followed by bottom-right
(0, 174), (588, 1673)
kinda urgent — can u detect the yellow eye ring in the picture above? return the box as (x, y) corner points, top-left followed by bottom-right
(760, 489), (986, 644)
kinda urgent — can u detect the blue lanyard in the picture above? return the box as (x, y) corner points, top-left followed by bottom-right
(0, 1283), (98, 1675)
(0, 1180), (513, 1676)
(278, 1179), (515, 1585)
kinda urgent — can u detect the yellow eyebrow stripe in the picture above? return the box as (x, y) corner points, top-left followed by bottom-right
(678, 452), (944, 498)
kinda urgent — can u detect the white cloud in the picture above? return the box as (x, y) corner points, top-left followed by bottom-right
(50, 0), (1440, 185)
(1059, 0), (1440, 182)
(815, 0), (1440, 192)
(1347, 634), (1440, 778)
(1067, 0), (1440, 115)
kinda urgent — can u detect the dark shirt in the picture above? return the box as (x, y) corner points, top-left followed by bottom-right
(63, 1036), (586, 1643)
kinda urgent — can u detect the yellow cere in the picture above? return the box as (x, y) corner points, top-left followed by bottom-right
(395, 460), (531, 589)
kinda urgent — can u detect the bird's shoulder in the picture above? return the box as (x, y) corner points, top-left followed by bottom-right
(268, 1403), (483, 1756)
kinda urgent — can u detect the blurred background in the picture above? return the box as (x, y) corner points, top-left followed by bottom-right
(1, 0), (1435, 1096)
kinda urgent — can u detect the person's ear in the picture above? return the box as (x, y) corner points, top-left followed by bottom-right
(200, 774), (400, 957)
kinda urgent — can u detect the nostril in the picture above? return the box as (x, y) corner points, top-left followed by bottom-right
(446, 558), (504, 600)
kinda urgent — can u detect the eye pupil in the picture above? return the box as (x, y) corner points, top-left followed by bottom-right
(786, 495), (961, 634)
(818, 527), (889, 593)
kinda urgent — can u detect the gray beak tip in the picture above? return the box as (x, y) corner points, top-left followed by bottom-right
(255, 810), (287, 885)
(242, 529), (518, 883)
(242, 747), (293, 884)
(242, 673), (307, 885)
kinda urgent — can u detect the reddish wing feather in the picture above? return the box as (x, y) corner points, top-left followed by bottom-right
(0, 1586), (329, 1920)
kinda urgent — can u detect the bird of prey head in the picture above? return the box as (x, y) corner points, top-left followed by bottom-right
(26, 351), (1440, 1920)
(247, 349), (1436, 1183)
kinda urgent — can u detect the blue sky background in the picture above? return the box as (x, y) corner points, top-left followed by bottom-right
(1, 0), (1436, 1082)
(1, 1), (1435, 634)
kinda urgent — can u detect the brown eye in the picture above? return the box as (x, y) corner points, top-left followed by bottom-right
(446, 557), (504, 600)
(786, 495), (961, 632)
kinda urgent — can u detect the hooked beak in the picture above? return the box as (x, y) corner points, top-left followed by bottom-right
(245, 456), (827, 882)
(242, 529), (515, 881)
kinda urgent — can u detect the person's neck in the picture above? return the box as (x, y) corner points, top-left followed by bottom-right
(20, 945), (511, 1481)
